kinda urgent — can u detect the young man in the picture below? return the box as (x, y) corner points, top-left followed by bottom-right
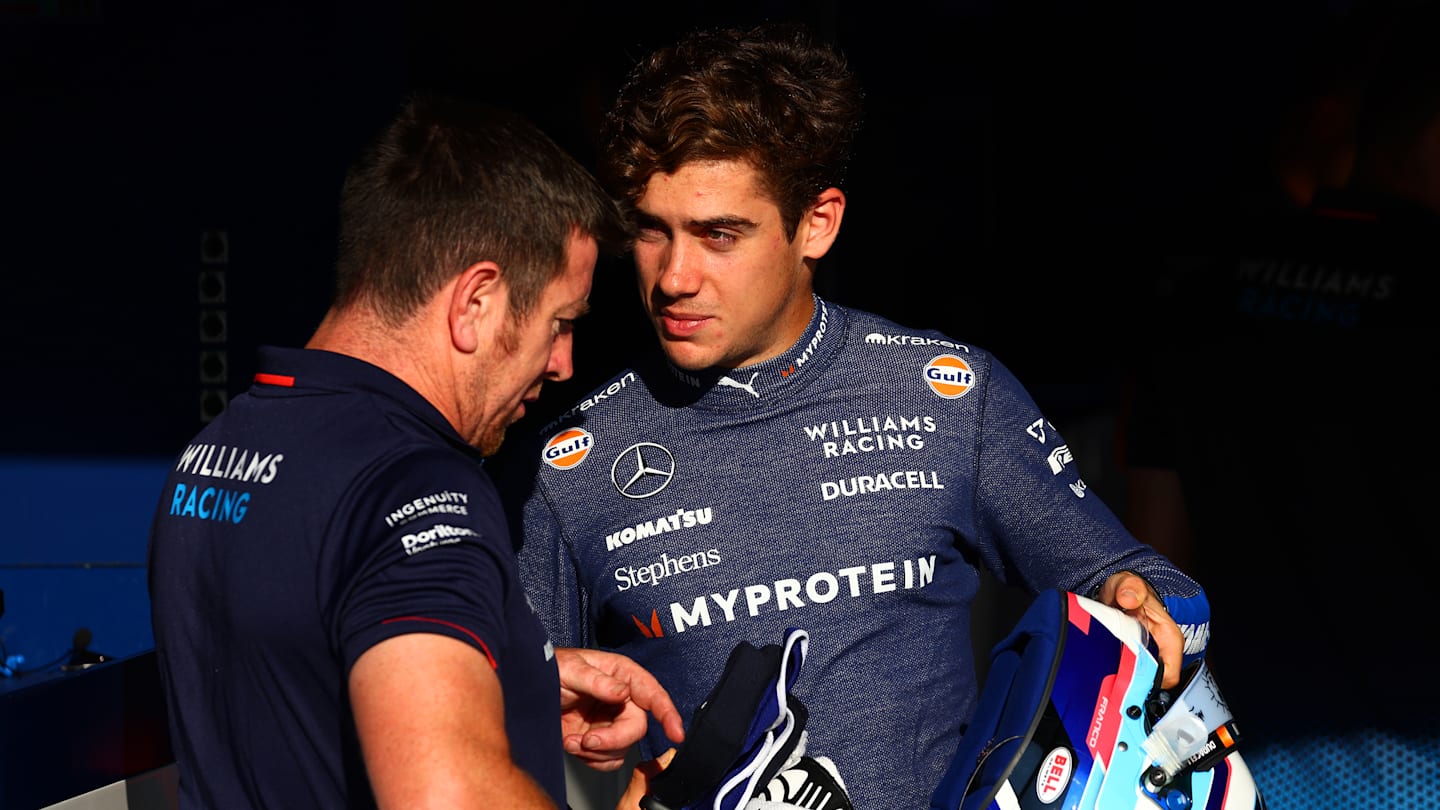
(497, 24), (1210, 808)
(148, 94), (681, 809)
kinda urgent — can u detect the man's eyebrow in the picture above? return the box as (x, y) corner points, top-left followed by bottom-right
(690, 215), (758, 231)
(633, 211), (666, 230)
(633, 211), (759, 232)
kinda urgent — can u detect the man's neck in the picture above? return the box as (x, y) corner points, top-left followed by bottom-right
(307, 305), (461, 430)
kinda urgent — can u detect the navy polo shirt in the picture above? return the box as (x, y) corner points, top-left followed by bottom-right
(149, 346), (563, 808)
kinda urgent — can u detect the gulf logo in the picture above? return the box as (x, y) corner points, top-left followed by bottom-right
(542, 427), (594, 470)
(924, 354), (975, 399)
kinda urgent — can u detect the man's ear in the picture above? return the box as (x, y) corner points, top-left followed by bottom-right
(449, 261), (505, 354)
(800, 187), (846, 260)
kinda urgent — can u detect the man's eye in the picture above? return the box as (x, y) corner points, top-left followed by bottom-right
(705, 230), (737, 246)
(636, 226), (666, 242)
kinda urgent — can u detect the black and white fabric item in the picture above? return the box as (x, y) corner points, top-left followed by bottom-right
(640, 628), (853, 810)
(747, 733), (852, 810)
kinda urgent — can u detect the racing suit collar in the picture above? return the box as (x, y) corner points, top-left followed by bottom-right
(660, 296), (845, 410)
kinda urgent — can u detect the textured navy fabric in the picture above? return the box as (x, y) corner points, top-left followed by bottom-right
(149, 346), (563, 809)
(501, 298), (1207, 809)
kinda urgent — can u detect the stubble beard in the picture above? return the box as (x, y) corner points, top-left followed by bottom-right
(474, 312), (523, 456)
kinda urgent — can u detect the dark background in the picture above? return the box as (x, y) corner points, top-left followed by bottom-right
(0, 0), (1377, 458)
(0, 2), (1395, 794)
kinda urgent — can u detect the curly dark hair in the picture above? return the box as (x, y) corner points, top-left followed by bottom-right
(600, 22), (864, 239)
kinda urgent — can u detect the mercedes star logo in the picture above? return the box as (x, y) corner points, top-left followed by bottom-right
(611, 442), (675, 499)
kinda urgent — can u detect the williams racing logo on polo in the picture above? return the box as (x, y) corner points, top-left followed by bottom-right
(165, 443), (286, 526)
(542, 427), (594, 470)
(924, 354), (976, 399)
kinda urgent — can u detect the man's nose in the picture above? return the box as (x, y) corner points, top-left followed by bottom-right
(546, 333), (574, 382)
(658, 241), (701, 297)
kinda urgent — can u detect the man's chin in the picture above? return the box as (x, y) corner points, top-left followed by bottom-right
(659, 341), (717, 373)
(477, 426), (507, 458)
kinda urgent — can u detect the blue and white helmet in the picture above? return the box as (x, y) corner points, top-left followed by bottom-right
(932, 590), (1265, 810)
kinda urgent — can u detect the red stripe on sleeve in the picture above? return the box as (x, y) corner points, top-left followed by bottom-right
(254, 373), (296, 387)
(381, 616), (497, 669)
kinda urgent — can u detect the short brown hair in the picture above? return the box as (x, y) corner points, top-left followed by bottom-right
(335, 94), (629, 325)
(600, 22), (863, 239)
